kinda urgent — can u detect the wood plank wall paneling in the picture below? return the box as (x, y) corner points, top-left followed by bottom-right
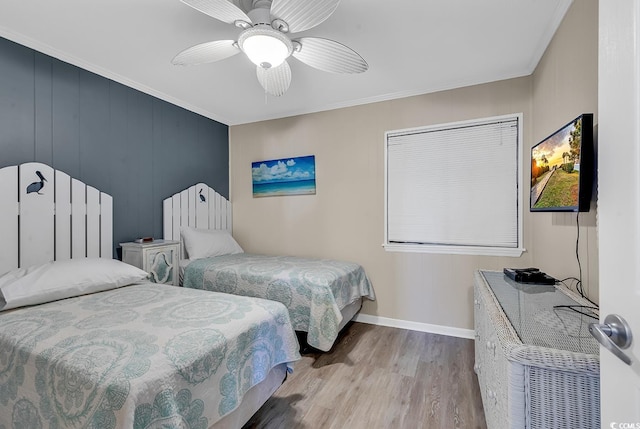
(0, 37), (229, 257)
(0, 39), (34, 165)
(53, 60), (81, 177)
(34, 52), (53, 163)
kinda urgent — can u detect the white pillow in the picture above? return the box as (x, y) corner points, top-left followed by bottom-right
(181, 227), (244, 260)
(0, 258), (149, 312)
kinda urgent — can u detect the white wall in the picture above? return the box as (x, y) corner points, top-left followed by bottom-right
(229, 0), (598, 332)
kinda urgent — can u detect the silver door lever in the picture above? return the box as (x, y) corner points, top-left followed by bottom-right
(589, 314), (633, 365)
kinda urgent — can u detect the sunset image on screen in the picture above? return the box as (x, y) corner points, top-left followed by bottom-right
(530, 118), (582, 209)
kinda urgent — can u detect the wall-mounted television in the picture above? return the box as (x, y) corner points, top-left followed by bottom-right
(530, 113), (594, 212)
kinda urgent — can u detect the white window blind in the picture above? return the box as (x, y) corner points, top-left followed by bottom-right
(384, 114), (523, 256)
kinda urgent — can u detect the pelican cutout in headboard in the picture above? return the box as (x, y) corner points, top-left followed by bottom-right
(26, 170), (47, 194)
(0, 163), (113, 275)
(163, 183), (232, 246)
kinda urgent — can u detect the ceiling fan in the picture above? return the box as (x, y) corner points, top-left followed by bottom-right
(172, 0), (368, 96)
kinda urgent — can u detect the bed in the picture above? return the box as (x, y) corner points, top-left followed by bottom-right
(0, 163), (300, 429)
(163, 184), (376, 352)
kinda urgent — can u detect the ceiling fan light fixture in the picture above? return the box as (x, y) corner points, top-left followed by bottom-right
(238, 26), (292, 69)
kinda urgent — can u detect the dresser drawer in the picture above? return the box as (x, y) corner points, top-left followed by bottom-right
(475, 285), (508, 429)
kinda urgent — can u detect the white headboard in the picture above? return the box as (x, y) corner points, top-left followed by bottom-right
(162, 183), (232, 244)
(0, 162), (113, 275)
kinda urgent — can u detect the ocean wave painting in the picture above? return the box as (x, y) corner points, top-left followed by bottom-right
(252, 155), (316, 198)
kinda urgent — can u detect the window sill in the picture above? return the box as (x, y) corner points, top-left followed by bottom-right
(383, 243), (525, 257)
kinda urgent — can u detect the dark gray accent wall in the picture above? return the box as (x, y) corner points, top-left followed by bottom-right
(0, 37), (229, 257)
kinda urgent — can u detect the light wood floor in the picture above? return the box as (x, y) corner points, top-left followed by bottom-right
(243, 322), (488, 429)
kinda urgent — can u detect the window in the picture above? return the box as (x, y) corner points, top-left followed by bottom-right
(384, 113), (523, 256)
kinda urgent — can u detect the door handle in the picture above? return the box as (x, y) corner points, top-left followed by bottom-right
(589, 314), (633, 365)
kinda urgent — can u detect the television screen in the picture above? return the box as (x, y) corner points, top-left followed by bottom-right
(530, 114), (594, 212)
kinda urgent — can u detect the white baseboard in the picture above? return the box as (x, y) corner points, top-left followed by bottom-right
(353, 313), (475, 340)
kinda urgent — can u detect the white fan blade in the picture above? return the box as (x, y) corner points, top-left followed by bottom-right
(180, 0), (251, 25)
(270, 0), (340, 33)
(172, 40), (240, 65)
(256, 61), (292, 96)
(292, 37), (368, 73)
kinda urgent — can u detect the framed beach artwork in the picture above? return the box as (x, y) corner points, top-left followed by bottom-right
(252, 155), (316, 197)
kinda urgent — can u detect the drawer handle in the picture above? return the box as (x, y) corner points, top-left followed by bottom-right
(486, 341), (496, 350)
(474, 298), (480, 307)
(473, 363), (480, 374)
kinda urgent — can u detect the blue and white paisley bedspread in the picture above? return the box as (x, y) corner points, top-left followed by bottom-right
(183, 254), (376, 351)
(0, 283), (300, 429)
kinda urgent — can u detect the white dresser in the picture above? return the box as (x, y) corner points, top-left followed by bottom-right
(120, 240), (180, 286)
(474, 270), (600, 429)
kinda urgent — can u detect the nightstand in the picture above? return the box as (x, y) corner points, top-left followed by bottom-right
(120, 240), (181, 286)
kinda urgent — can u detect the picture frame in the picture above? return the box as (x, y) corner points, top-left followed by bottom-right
(252, 155), (316, 198)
